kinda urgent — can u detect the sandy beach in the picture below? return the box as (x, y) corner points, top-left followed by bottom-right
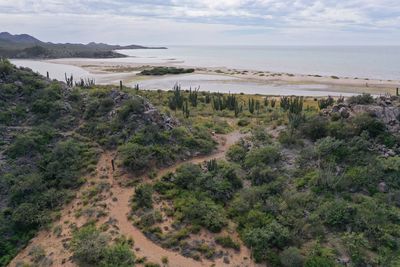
(43, 57), (400, 96)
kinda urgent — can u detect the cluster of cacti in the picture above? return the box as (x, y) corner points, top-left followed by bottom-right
(280, 96), (289, 110)
(264, 97), (277, 108)
(134, 84), (140, 91)
(75, 78), (95, 88)
(318, 96), (335, 110)
(337, 95), (345, 103)
(212, 93), (239, 111)
(65, 73), (73, 87)
(189, 87), (199, 107)
(168, 84), (184, 111)
(280, 96), (303, 114)
(206, 159), (218, 172)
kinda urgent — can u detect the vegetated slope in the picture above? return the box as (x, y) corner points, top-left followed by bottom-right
(0, 59), (215, 266)
(0, 32), (166, 59)
(127, 91), (400, 266)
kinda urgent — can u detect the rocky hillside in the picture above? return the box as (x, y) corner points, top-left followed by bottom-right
(0, 32), (166, 59)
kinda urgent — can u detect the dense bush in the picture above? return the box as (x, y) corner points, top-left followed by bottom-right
(280, 247), (304, 267)
(347, 93), (374, 105)
(175, 195), (227, 232)
(133, 184), (153, 210)
(140, 67), (195, 76)
(71, 225), (109, 265)
(71, 225), (135, 266)
(244, 145), (280, 168)
(242, 220), (290, 262)
(215, 236), (240, 251)
(119, 126), (216, 173)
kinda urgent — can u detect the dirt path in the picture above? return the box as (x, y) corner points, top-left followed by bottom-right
(10, 131), (259, 267)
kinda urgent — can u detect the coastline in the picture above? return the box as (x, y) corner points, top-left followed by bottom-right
(39, 58), (400, 96)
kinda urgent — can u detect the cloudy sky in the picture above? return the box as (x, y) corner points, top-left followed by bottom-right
(0, 0), (399, 45)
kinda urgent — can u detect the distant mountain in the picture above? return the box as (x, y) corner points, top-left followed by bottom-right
(0, 32), (166, 59)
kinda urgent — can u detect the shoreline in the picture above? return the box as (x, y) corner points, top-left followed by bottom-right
(46, 58), (399, 94)
(20, 58), (400, 96)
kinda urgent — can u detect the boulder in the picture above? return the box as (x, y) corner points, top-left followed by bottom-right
(378, 182), (389, 193)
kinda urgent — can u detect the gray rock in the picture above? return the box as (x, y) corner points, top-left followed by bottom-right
(14, 81), (23, 87)
(339, 107), (350, 118)
(223, 256), (230, 264)
(378, 182), (389, 193)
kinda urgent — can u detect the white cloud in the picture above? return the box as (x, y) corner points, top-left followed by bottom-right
(0, 0), (399, 45)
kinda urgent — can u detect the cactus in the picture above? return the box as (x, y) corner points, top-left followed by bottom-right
(280, 96), (303, 114)
(206, 159), (218, 172)
(182, 98), (190, 118)
(397, 88), (399, 96)
(255, 100), (260, 114)
(248, 98), (255, 114)
(75, 78), (95, 88)
(234, 102), (242, 117)
(318, 96), (334, 110)
(264, 97), (269, 107)
(120, 80), (123, 90)
(280, 96), (290, 111)
(65, 73), (74, 87)
(46, 71), (49, 79)
(189, 87), (199, 107)
(169, 84), (184, 112)
(337, 95), (345, 103)
(270, 99), (276, 108)
(205, 93), (211, 104)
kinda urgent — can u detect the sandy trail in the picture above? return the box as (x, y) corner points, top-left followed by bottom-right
(10, 131), (259, 267)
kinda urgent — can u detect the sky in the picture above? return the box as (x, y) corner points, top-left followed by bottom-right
(0, 0), (399, 45)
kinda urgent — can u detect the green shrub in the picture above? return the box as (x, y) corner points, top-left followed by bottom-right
(243, 221), (290, 262)
(215, 236), (240, 251)
(173, 163), (202, 189)
(140, 67), (194, 76)
(352, 113), (386, 137)
(134, 184), (153, 210)
(176, 195), (227, 232)
(244, 145), (280, 169)
(300, 115), (329, 141)
(101, 243), (135, 267)
(226, 143), (248, 163)
(71, 225), (109, 265)
(348, 93), (374, 105)
(304, 256), (335, 267)
(280, 247), (303, 267)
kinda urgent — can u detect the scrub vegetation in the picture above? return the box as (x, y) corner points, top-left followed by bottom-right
(1, 58), (400, 266)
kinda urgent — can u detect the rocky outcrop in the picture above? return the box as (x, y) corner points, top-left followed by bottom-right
(322, 96), (400, 133)
(107, 89), (178, 130)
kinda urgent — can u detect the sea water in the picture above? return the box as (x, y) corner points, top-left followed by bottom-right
(117, 45), (400, 81)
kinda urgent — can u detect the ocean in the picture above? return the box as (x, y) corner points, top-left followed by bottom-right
(117, 45), (400, 80)
(10, 45), (400, 96)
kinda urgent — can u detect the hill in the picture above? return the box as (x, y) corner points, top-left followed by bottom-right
(0, 32), (166, 59)
(0, 59), (214, 266)
(2, 59), (400, 267)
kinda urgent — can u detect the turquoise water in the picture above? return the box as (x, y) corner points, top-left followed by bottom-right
(118, 45), (400, 80)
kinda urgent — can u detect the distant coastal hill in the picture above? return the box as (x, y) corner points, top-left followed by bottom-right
(0, 32), (166, 59)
